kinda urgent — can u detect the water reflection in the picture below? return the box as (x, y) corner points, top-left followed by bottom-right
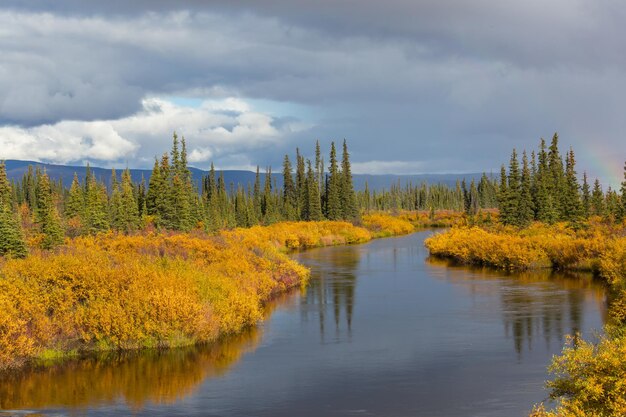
(0, 233), (610, 417)
(299, 246), (360, 342)
(426, 257), (607, 356)
(0, 318), (264, 412)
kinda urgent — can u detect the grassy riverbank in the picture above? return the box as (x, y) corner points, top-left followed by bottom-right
(0, 213), (416, 371)
(426, 220), (626, 416)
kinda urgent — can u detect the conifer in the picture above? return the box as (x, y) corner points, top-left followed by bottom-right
(581, 172), (591, 219)
(296, 148), (306, 219)
(0, 162), (27, 258)
(117, 169), (140, 232)
(306, 159), (323, 221)
(498, 164), (509, 222)
(340, 140), (359, 221)
(563, 148), (581, 222)
(282, 155), (297, 219)
(35, 171), (64, 249)
(326, 142), (342, 220)
(0, 161), (12, 210)
(548, 133), (566, 219)
(65, 173), (84, 220)
(253, 166), (262, 221)
(591, 178), (605, 217)
(518, 151), (534, 227)
(536, 138), (557, 223)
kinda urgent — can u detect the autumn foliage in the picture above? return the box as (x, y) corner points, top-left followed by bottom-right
(0, 215), (414, 370)
(425, 220), (626, 417)
(0, 227), (308, 370)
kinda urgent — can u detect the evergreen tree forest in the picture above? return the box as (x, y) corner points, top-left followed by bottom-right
(5, 132), (618, 255)
(497, 133), (626, 226)
(0, 135), (371, 253)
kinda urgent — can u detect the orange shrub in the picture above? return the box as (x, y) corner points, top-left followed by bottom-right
(361, 213), (415, 237)
(0, 217), (420, 370)
(425, 227), (550, 270)
(0, 230), (309, 370)
(426, 222), (623, 274)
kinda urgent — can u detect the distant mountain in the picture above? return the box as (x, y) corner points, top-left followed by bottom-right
(4, 160), (486, 192)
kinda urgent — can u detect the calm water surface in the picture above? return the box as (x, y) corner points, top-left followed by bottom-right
(0, 231), (607, 417)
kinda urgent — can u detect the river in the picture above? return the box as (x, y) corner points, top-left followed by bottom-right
(0, 231), (607, 416)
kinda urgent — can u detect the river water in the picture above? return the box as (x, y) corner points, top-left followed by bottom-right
(0, 231), (607, 417)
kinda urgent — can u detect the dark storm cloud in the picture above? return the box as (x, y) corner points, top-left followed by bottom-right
(1, 1), (625, 183)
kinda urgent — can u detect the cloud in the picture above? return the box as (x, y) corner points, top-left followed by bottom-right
(0, 98), (310, 167)
(0, 2), (625, 182)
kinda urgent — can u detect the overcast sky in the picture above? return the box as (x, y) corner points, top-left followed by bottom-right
(1, 1), (624, 185)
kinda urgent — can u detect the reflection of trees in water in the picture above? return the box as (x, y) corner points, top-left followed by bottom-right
(0, 325), (262, 411)
(300, 246), (360, 342)
(426, 258), (606, 357)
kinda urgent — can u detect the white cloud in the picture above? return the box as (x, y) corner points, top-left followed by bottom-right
(0, 97), (311, 166)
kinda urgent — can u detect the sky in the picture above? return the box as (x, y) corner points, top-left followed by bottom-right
(0, 1), (625, 186)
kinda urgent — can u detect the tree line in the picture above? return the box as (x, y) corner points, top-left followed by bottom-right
(497, 133), (626, 227)
(357, 173), (498, 214)
(1, 135), (363, 257)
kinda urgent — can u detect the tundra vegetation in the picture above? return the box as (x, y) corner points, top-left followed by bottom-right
(0, 136), (430, 371)
(426, 134), (626, 417)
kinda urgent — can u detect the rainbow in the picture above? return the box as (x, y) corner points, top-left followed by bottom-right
(582, 144), (624, 189)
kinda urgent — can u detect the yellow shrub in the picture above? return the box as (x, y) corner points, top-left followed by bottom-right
(0, 229), (309, 369)
(362, 213), (415, 237)
(0, 216), (421, 370)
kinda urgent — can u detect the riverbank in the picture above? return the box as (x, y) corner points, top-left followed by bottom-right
(425, 220), (626, 416)
(0, 213), (417, 371)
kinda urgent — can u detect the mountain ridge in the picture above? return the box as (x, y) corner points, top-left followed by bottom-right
(4, 159), (487, 191)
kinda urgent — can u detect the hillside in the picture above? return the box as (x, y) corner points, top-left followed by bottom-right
(4, 160), (485, 191)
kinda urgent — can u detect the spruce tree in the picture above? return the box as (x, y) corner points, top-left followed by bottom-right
(0, 161), (12, 210)
(363, 181), (371, 213)
(548, 133), (566, 219)
(137, 175), (147, 218)
(461, 179), (470, 213)
(262, 166), (278, 224)
(296, 148), (306, 219)
(172, 172), (192, 231)
(179, 137), (199, 229)
(563, 148), (581, 222)
(35, 171), (64, 249)
(315, 140), (323, 194)
(206, 164), (221, 232)
(518, 151), (534, 227)
(65, 173), (84, 220)
(0, 207), (27, 258)
(117, 169), (140, 232)
(581, 172), (591, 219)
(468, 179), (479, 216)
(109, 168), (122, 228)
(22, 165), (37, 210)
(605, 187), (620, 221)
(504, 149), (521, 226)
(306, 159), (323, 221)
(253, 166), (262, 221)
(326, 142), (342, 220)
(497, 164), (509, 223)
(0, 162), (27, 258)
(340, 140), (359, 221)
(591, 178), (605, 217)
(536, 138), (558, 223)
(146, 158), (162, 216)
(157, 153), (175, 228)
(282, 155), (297, 219)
